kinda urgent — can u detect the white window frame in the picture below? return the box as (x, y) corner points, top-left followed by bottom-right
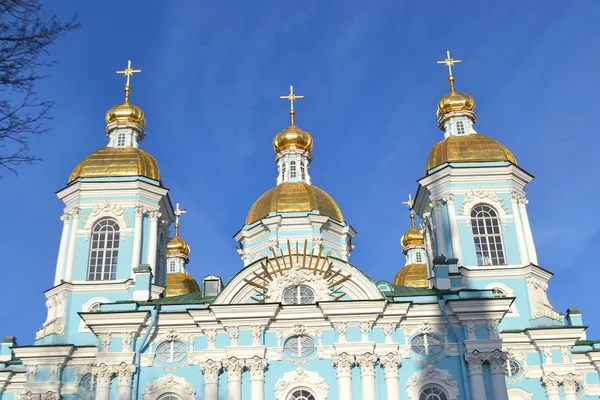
(87, 218), (120, 281)
(470, 204), (506, 266)
(455, 121), (465, 135)
(484, 282), (519, 316)
(143, 374), (195, 400)
(78, 297), (110, 332)
(290, 161), (297, 178)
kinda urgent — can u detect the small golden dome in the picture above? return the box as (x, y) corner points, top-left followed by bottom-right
(402, 226), (424, 247)
(105, 102), (146, 127)
(426, 134), (517, 171)
(69, 147), (160, 183)
(166, 272), (200, 297)
(167, 234), (191, 256)
(437, 91), (475, 118)
(393, 263), (429, 288)
(273, 124), (313, 153)
(246, 182), (343, 224)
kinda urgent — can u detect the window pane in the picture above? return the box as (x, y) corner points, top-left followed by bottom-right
(87, 218), (120, 281)
(470, 205), (506, 266)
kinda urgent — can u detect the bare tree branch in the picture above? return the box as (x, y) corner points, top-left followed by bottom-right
(0, 0), (79, 177)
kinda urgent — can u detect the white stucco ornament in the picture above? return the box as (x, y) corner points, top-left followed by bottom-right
(268, 262), (331, 302)
(143, 374), (195, 400)
(406, 364), (459, 400)
(275, 368), (328, 399)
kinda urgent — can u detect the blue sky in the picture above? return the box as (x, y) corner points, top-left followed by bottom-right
(1, 1), (599, 342)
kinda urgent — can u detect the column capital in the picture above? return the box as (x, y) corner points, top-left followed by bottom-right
(332, 353), (355, 376)
(247, 356), (266, 381)
(116, 363), (136, 386)
(69, 206), (81, 218)
(487, 350), (508, 375)
(465, 352), (484, 376)
(541, 373), (560, 396)
(148, 210), (161, 221)
(224, 357), (244, 381)
(60, 212), (72, 222)
(356, 352), (377, 376)
(379, 352), (401, 378)
(251, 325), (262, 346)
(134, 205), (146, 217)
(429, 199), (443, 210)
(335, 322), (347, 343)
(92, 364), (114, 386)
(562, 372), (583, 395)
(227, 326), (240, 347)
(509, 188), (528, 205)
(442, 193), (455, 204)
(200, 359), (222, 384)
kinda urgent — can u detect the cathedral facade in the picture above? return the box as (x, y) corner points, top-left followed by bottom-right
(0, 56), (599, 400)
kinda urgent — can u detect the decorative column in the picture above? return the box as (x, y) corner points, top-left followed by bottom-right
(93, 364), (113, 400)
(247, 356), (266, 400)
(430, 200), (447, 256)
(224, 357), (244, 400)
(379, 353), (401, 400)
(516, 196), (538, 264)
(465, 352), (487, 400)
(64, 207), (80, 282)
(116, 364), (136, 400)
(147, 210), (161, 277)
(357, 353), (377, 400)
(201, 359), (221, 400)
(54, 212), (72, 285)
(131, 206), (145, 276)
(443, 194), (463, 263)
(488, 352), (509, 400)
(333, 353), (354, 400)
(562, 373), (581, 400)
(509, 190), (529, 265)
(541, 374), (561, 400)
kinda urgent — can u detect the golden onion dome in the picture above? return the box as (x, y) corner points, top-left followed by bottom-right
(273, 123), (313, 153)
(246, 182), (343, 224)
(402, 225), (424, 247)
(105, 102), (146, 127)
(437, 91), (475, 118)
(427, 134), (517, 171)
(69, 147), (160, 183)
(165, 272), (200, 297)
(393, 263), (429, 288)
(167, 235), (191, 256)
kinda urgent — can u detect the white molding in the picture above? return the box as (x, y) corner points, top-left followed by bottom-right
(142, 374), (195, 400)
(507, 387), (534, 400)
(274, 368), (328, 400)
(406, 364), (459, 400)
(78, 297), (110, 332)
(484, 283), (520, 317)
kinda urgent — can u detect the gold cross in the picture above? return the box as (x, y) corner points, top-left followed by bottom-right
(402, 194), (414, 210)
(116, 60), (141, 103)
(173, 202), (187, 236)
(437, 50), (462, 77)
(280, 85), (304, 124)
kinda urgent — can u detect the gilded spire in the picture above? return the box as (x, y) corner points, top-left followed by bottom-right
(279, 85), (304, 125)
(437, 50), (462, 93)
(401, 193), (416, 227)
(116, 60), (142, 104)
(173, 202), (187, 237)
(401, 194), (424, 247)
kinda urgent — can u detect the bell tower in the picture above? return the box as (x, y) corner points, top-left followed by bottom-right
(37, 61), (175, 345)
(413, 51), (560, 329)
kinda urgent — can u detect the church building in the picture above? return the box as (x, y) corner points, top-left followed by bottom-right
(1, 54), (599, 400)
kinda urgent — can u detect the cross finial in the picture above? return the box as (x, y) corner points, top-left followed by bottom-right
(402, 194), (416, 227)
(280, 85), (304, 124)
(173, 202), (187, 236)
(116, 60), (142, 104)
(437, 50), (462, 92)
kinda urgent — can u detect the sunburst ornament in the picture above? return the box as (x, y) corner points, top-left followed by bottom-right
(243, 239), (352, 303)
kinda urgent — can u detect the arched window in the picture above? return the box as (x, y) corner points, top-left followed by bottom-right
(420, 385), (448, 400)
(158, 395), (182, 400)
(300, 161), (306, 180)
(282, 163), (287, 180)
(290, 161), (297, 178)
(470, 205), (506, 266)
(283, 335), (316, 358)
(117, 132), (126, 147)
(455, 121), (465, 135)
(416, 252), (423, 263)
(283, 285), (315, 305)
(491, 287), (507, 298)
(504, 358), (522, 377)
(88, 218), (120, 281)
(78, 373), (97, 397)
(169, 261), (176, 272)
(288, 389), (316, 400)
